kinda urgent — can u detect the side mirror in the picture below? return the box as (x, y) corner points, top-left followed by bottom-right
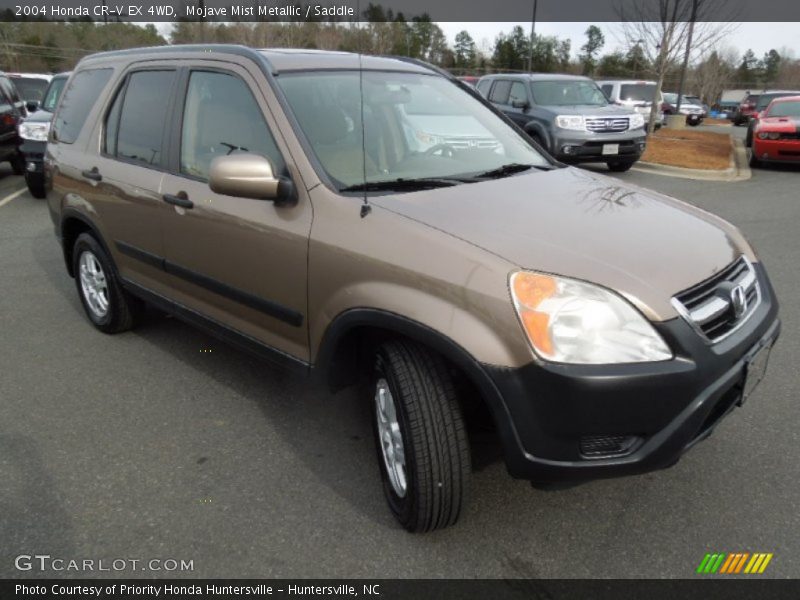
(208, 153), (295, 204)
(26, 101), (39, 113)
(511, 99), (529, 110)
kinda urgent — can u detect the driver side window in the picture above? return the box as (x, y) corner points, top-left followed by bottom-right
(180, 70), (284, 181)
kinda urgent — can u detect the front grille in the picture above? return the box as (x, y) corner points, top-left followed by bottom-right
(778, 132), (800, 140)
(585, 117), (629, 133)
(672, 256), (760, 343)
(580, 434), (641, 458)
(442, 136), (500, 150)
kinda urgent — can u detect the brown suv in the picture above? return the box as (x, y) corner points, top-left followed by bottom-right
(46, 46), (780, 532)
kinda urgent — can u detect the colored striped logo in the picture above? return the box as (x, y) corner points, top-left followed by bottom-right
(696, 552), (773, 574)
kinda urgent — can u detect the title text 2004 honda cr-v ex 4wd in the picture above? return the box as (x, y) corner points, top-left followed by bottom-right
(46, 46), (780, 532)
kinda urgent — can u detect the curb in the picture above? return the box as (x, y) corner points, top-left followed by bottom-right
(632, 137), (751, 182)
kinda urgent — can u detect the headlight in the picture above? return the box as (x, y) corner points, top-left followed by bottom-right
(757, 132), (768, 139)
(510, 271), (672, 364)
(767, 132), (780, 140)
(555, 115), (585, 131)
(18, 121), (50, 142)
(629, 113), (645, 129)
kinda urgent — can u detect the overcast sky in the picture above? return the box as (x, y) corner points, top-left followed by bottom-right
(152, 21), (797, 61)
(438, 22), (798, 61)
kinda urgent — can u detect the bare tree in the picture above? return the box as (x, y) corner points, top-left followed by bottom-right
(617, 0), (738, 132)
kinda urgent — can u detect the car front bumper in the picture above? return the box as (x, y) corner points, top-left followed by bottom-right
(20, 139), (46, 173)
(752, 139), (800, 162)
(551, 130), (647, 163)
(484, 261), (780, 483)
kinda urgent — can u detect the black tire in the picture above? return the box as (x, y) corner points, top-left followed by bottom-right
(72, 232), (143, 333)
(528, 131), (547, 153)
(607, 160), (635, 172)
(748, 148), (761, 168)
(25, 173), (46, 198)
(370, 340), (470, 532)
(10, 154), (25, 176)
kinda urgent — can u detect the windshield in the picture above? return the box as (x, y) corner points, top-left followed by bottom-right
(41, 76), (67, 112)
(277, 71), (549, 190)
(619, 84), (657, 103)
(530, 80), (607, 106)
(766, 100), (800, 117)
(663, 93), (677, 103)
(757, 93), (800, 110)
(12, 77), (48, 103)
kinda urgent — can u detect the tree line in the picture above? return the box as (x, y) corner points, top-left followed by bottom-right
(0, 14), (798, 106)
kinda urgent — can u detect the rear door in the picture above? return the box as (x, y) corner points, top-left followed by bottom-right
(90, 67), (179, 291)
(158, 61), (312, 362)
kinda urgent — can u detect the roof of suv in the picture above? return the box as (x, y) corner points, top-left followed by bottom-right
(480, 73), (593, 82)
(77, 44), (434, 75)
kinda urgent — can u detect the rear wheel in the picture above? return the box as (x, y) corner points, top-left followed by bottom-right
(607, 160), (635, 172)
(370, 340), (470, 532)
(72, 233), (142, 333)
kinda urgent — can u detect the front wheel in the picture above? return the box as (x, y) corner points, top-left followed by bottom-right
(748, 148), (761, 168)
(607, 160), (635, 172)
(371, 340), (470, 532)
(25, 172), (46, 198)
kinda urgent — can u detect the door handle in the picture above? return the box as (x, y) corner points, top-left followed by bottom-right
(163, 192), (194, 209)
(81, 168), (102, 182)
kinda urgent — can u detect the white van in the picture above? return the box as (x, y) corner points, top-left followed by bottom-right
(598, 80), (665, 128)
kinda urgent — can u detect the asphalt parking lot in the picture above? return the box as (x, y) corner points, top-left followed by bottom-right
(1, 148), (799, 579)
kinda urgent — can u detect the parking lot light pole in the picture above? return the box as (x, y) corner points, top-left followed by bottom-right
(527, 0), (538, 72)
(675, 0), (699, 113)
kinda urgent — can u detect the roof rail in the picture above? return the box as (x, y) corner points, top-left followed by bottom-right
(78, 44), (277, 74)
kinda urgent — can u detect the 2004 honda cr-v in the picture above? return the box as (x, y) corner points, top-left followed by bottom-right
(46, 46), (780, 532)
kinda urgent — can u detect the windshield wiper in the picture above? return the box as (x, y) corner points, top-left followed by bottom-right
(471, 163), (541, 179)
(340, 177), (464, 192)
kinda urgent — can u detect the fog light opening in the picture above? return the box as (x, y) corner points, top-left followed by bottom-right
(26, 162), (36, 172)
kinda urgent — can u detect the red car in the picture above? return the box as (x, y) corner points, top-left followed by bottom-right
(750, 95), (800, 167)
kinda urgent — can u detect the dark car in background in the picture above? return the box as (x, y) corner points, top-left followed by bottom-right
(479, 73), (647, 171)
(18, 72), (69, 197)
(0, 71), (27, 174)
(734, 93), (760, 125)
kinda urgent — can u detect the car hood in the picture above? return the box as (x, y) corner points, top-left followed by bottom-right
(758, 116), (800, 131)
(539, 104), (634, 117)
(371, 167), (754, 321)
(23, 109), (54, 124)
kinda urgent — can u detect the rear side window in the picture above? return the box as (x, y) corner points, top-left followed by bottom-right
(489, 80), (512, 104)
(105, 70), (175, 167)
(600, 84), (613, 98)
(0, 76), (20, 104)
(53, 68), (113, 144)
(179, 70), (284, 181)
(476, 79), (491, 97)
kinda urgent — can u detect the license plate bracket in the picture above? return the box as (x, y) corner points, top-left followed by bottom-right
(740, 343), (772, 405)
(602, 143), (619, 155)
